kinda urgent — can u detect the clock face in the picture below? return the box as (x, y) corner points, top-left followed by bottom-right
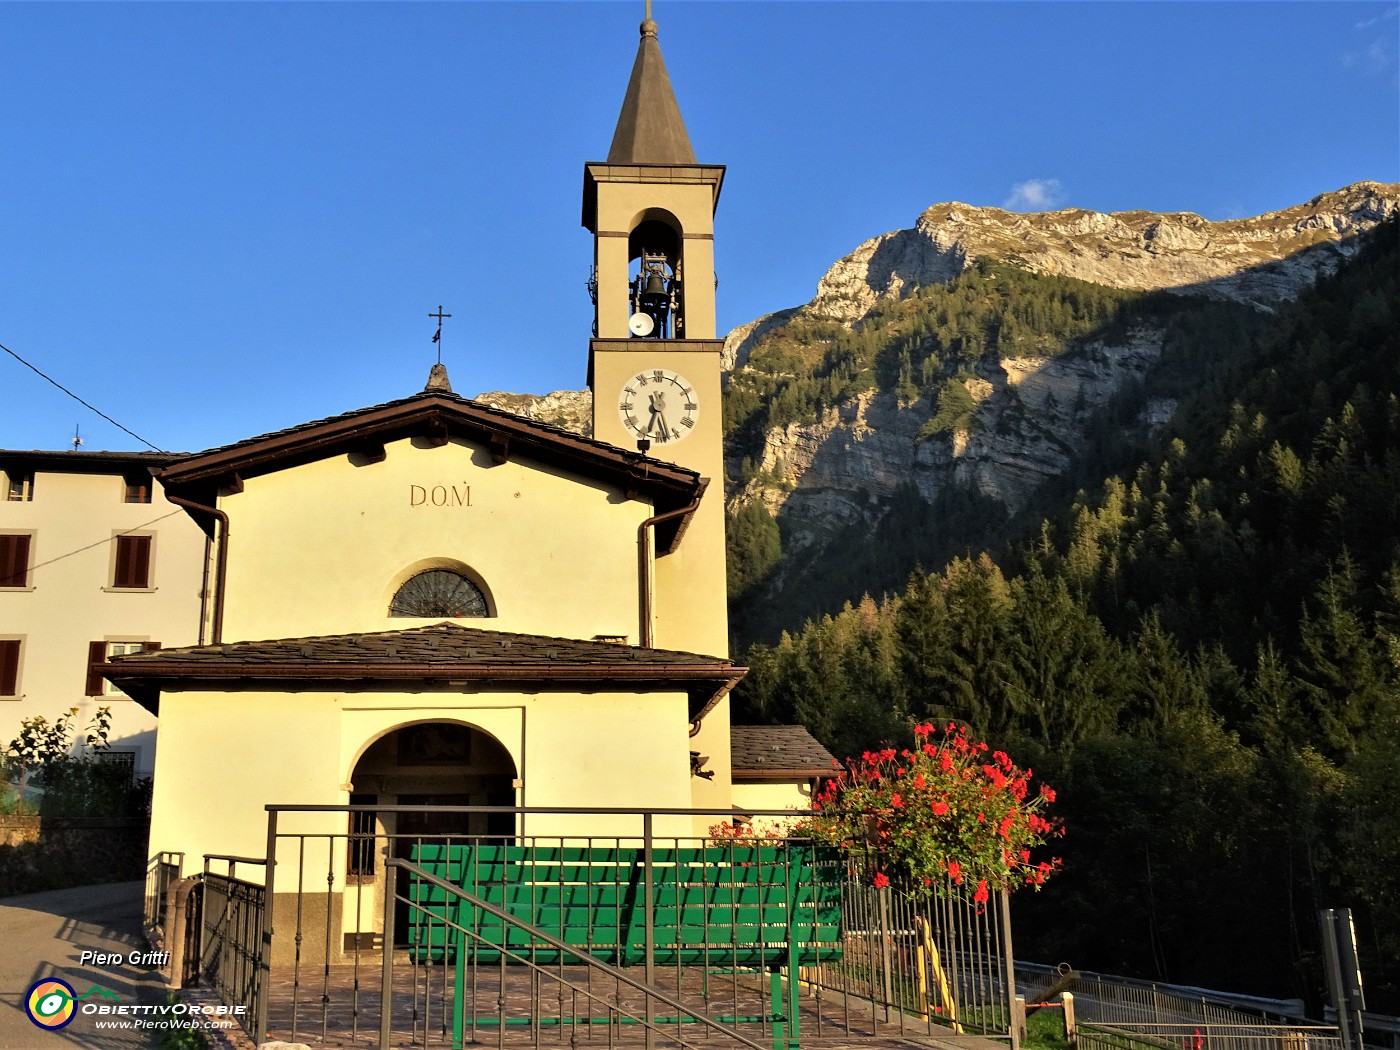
(618, 368), (699, 446)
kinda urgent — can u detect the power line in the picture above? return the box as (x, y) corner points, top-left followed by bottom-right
(0, 340), (165, 452)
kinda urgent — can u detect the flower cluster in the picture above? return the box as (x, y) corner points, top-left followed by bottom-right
(705, 818), (806, 844)
(810, 722), (1062, 900)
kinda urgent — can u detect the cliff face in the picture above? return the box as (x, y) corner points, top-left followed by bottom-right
(725, 182), (1399, 563)
(733, 330), (1167, 554)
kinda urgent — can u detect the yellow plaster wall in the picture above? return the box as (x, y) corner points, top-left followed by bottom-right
(147, 686), (700, 885)
(147, 692), (344, 876)
(216, 438), (651, 644)
(730, 779), (816, 816)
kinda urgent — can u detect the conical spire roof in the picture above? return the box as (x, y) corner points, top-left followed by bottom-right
(606, 18), (697, 165)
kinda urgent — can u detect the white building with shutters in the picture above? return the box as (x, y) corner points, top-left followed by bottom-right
(0, 451), (207, 780)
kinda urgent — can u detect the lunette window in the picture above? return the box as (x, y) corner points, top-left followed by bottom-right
(389, 569), (489, 617)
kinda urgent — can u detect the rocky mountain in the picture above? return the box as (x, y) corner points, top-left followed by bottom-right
(754, 180), (1398, 334)
(719, 181), (1399, 634)
(476, 181), (1399, 638)
(472, 388), (593, 437)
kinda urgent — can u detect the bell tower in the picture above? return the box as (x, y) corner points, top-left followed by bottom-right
(583, 12), (731, 807)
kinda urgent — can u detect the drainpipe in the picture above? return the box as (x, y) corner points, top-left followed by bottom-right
(166, 495), (229, 645)
(636, 496), (701, 648)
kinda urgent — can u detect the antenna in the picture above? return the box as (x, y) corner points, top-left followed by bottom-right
(70, 424), (84, 452)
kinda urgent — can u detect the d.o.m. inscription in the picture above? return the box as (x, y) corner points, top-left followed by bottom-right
(410, 484), (473, 507)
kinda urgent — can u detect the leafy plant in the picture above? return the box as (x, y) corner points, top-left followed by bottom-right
(4, 706), (112, 800)
(811, 722), (1062, 901)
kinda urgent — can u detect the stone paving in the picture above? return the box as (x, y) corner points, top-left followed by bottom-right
(0, 881), (166, 1050)
(261, 960), (1006, 1050)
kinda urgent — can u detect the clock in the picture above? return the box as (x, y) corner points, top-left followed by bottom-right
(617, 368), (699, 446)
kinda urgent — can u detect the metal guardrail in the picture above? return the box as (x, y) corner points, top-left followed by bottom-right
(1078, 1021), (1345, 1050)
(1058, 968), (1311, 1029)
(816, 873), (1016, 1041)
(197, 854), (266, 1039)
(1014, 962), (1391, 1050)
(143, 850), (183, 932)
(159, 804), (1019, 1049)
(384, 856), (773, 1050)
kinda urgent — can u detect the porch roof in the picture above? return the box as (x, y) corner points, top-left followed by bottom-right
(730, 725), (837, 779)
(102, 622), (744, 719)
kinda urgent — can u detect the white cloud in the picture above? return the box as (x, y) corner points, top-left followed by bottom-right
(1344, 6), (1398, 78)
(1003, 179), (1068, 212)
(1353, 5), (1398, 30)
(1342, 36), (1396, 75)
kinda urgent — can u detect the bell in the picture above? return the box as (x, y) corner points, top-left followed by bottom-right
(642, 272), (668, 303)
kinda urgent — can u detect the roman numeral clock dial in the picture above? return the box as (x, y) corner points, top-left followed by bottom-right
(617, 368), (699, 446)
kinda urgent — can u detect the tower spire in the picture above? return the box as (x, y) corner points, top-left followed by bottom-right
(606, 9), (696, 165)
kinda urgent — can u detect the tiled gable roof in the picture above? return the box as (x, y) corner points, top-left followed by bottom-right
(154, 389), (706, 551)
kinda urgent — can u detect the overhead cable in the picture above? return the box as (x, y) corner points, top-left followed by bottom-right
(0, 340), (165, 453)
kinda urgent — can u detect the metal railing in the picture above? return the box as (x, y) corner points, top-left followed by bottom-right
(144, 850), (184, 932)
(812, 872), (1016, 1041)
(1059, 968), (1313, 1029)
(383, 856), (773, 1050)
(158, 804), (1018, 1049)
(1078, 1022), (1345, 1050)
(197, 854), (266, 1037)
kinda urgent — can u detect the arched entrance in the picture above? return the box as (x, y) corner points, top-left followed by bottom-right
(348, 721), (517, 947)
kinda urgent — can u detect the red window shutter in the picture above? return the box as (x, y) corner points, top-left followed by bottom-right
(142, 641), (162, 652)
(114, 536), (151, 588)
(0, 640), (19, 695)
(0, 535), (30, 587)
(86, 640), (108, 696)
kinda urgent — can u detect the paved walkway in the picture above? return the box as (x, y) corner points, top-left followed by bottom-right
(0, 881), (166, 1050)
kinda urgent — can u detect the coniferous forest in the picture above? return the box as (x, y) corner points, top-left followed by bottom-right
(729, 219), (1400, 1010)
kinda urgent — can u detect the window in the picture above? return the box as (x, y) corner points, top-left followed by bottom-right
(5, 471), (33, 502)
(390, 570), (489, 617)
(347, 793), (378, 876)
(93, 750), (136, 784)
(0, 640), (19, 696)
(112, 535), (152, 589)
(123, 475), (152, 504)
(105, 642), (146, 695)
(87, 640), (160, 696)
(0, 534), (31, 588)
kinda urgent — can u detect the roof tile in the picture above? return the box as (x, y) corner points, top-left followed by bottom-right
(730, 725), (837, 777)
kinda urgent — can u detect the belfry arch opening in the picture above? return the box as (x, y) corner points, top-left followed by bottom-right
(628, 213), (684, 338)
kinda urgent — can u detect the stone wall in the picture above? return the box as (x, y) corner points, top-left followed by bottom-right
(0, 817), (148, 897)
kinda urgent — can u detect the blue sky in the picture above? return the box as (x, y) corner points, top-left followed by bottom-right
(2, 1), (1397, 454)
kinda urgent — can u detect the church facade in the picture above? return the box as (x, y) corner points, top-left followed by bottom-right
(105, 13), (831, 902)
